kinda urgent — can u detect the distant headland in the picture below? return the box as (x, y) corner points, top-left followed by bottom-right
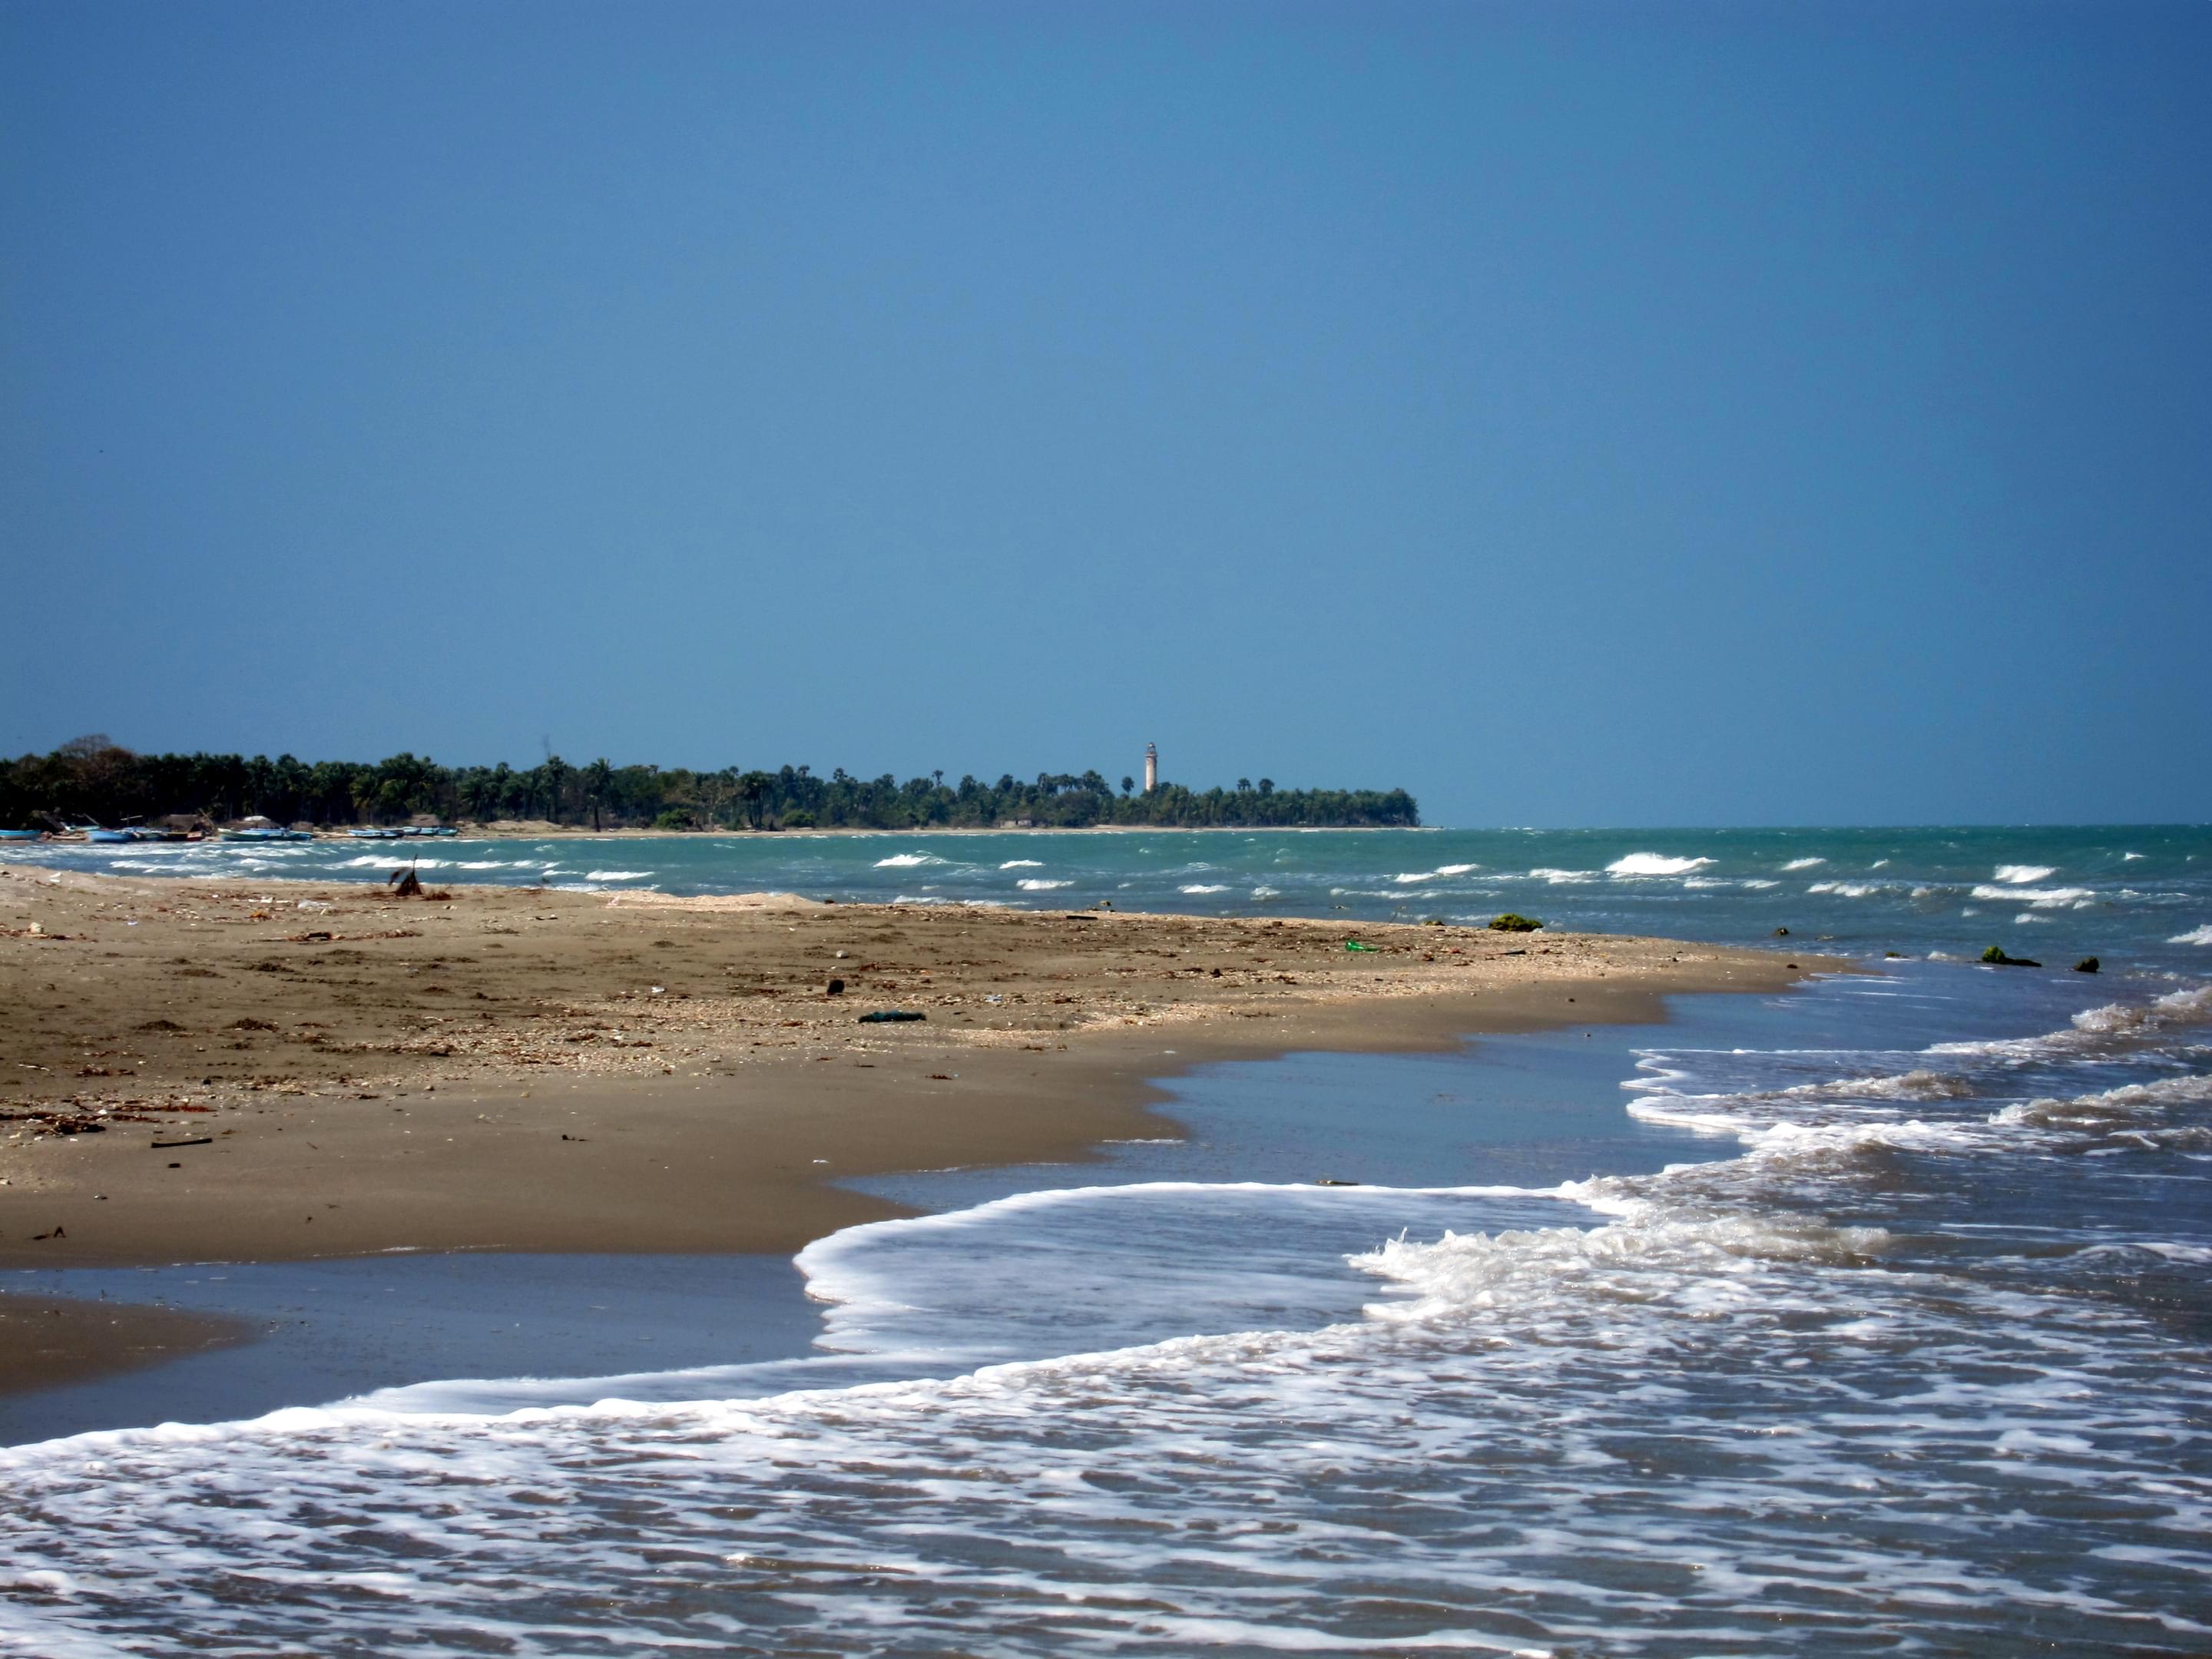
(2, 737), (1420, 833)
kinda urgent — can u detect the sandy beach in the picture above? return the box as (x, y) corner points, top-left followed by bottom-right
(1, 863), (1816, 1392)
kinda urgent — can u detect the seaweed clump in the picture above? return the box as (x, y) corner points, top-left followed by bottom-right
(1489, 913), (1543, 932)
(1982, 945), (2041, 968)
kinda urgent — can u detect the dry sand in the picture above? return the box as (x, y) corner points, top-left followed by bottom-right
(1, 863), (1821, 1392)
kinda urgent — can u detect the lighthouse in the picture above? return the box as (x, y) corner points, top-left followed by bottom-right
(1144, 742), (1157, 793)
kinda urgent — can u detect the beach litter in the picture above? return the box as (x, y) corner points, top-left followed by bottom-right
(1343, 940), (1377, 952)
(858, 1010), (927, 1024)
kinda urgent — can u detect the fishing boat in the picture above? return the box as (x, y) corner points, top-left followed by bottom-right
(346, 827), (401, 839)
(85, 827), (134, 843)
(223, 826), (315, 842)
(0, 828), (40, 841)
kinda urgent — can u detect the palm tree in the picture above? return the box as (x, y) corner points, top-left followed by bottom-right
(583, 757), (614, 832)
(541, 755), (571, 825)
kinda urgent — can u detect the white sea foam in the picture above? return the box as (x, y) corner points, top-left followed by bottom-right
(1808, 879), (1883, 898)
(1740, 878), (1780, 889)
(1926, 984), (2212, 1061)
(1969, 883), (2094, 909)
(1993, 1074), (2212, 1131)
(1251, 885), (1280, 899)
(1993, 864), (2057, 884)
(1179, 884), (1229, 894)
(999, 859), (1044, 869)
(1528, 867), (1598, 885)
(2170, 925), (2212, 945)
(1017, 878), (1071, 890)
(874, 853), (942, 868)
(1392, 863), (1479, 884)
(584, 869), (651, 882)
(1782, 857), (1826, 871)
(1606, 853), (1714, 877)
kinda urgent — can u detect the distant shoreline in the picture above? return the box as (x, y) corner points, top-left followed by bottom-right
(450, 820), (1437, 839)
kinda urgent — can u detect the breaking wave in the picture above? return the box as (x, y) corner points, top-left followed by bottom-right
(1606, 852), (1714, 877)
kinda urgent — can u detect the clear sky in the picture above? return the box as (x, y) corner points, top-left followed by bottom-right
(4, 1), (2207, 826)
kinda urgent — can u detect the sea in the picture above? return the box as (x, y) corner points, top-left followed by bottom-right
(2, 826), (2209, 1656)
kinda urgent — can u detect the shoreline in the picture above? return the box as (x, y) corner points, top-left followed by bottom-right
(2, 862), (1828, 1396)
(9, 821), (1431, 844)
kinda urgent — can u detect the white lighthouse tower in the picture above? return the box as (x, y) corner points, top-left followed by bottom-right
(1143, 742), (1157, 794)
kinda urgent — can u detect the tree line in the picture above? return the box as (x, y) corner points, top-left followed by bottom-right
(2, 737), (1420, 832)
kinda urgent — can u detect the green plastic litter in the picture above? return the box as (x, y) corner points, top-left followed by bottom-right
(1343, 940), (1377, 952)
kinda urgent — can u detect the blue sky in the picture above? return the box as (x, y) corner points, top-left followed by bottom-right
(4, 1), (2207, 826)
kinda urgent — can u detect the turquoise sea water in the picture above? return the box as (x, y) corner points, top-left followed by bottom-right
(19, 822), (2212, 972)
(3, 826), (2210, 1655)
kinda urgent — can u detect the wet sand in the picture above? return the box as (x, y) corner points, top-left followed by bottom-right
(2, 863), (1821, 1392)
(0, 1293), (247, 1397)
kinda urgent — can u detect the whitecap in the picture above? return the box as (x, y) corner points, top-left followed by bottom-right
(1018, 878), (1072, 890)
(1251, 885), (1280, 899)
(1782, 857), (1826, 872)
(1807, 880), (1881, 898)
(1740, 879), (1780, 890)
(1528, 867), (1598, 885)
(585, 869), (651, 882)
(1606, 853), (1714, 877)
(999, 860), (1044, 869)
(2169, 924), (2212, 946)
(1993, 864), (2056, 884)
(1180, 884), (1229, 895)
(875, 853), (942, 869)
(1969, 884), (2094, 909)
